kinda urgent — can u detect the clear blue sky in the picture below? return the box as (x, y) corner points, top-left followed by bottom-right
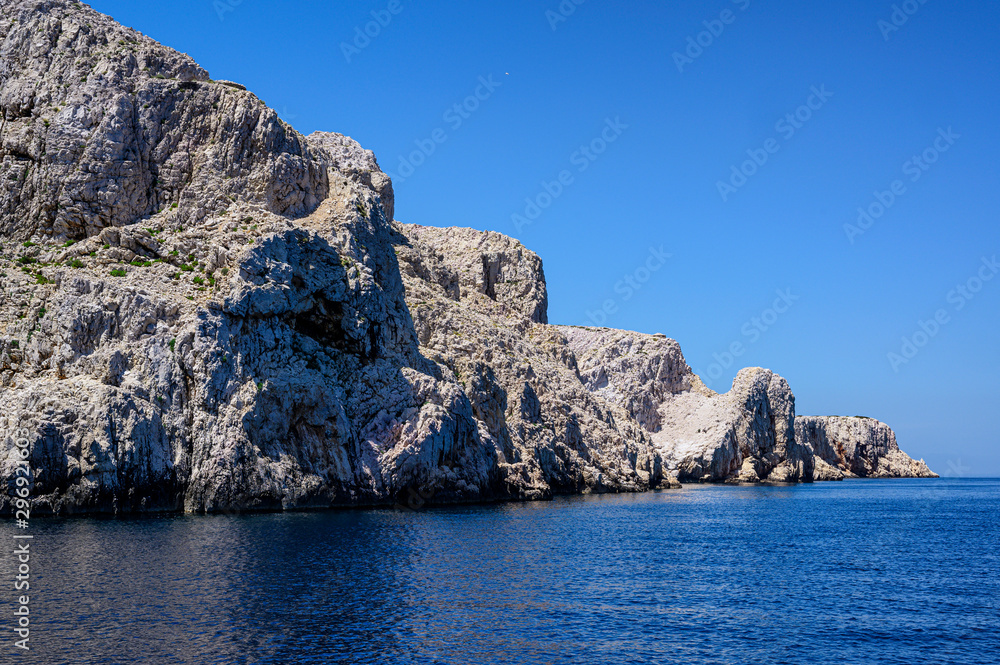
(88, 0), (1000, 476)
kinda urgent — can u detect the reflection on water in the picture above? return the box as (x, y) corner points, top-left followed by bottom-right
(2, 479), (998, 664)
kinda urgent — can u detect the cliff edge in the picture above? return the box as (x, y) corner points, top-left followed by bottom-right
(0, 1), (934, 515)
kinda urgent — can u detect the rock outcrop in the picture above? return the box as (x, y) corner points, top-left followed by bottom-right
(399, 224), (547, 324)
(560, 327), (814, 483)
(393, 224), (668, 499)
(0, 0), (665, 515)
(795, 416), (937, 479)
(0, 0), (934, 516)
(560, 324), (933, 483)
(0, 0), (333, 242)
(0, 0), (482, 514)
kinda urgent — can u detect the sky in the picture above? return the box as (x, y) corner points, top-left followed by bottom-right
(88, 0), (1000, 477)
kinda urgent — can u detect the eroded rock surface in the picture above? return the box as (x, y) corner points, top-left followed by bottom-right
(0, 0), (667, 514)
(560, 324), (934, 483)
(0, 0), (329, 242)
(400, 224), (548, 324)
(0, 0), (934, 515)
(0, 175), (508, 513)
(0, 0), (488, 513)
(394, 224), (668, 499)
(795, 416), (937, 479)
(561, 327), (814, 483)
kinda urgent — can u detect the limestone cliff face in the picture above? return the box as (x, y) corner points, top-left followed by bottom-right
(0, 0), (487, 513)
(561, 327), (813, 483)
(0, 171), (512, 513)
(400, 225), (548, 324)
(0, 1), (933, 515)
(0, 1), (334, 242)
(0, 0), (663, 514)
(393, 224), (668, 499)
(560, 324), (933, 483)
(795, 416), (937, 479)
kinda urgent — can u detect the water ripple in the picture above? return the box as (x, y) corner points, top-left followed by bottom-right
(1, 479), (997, 664)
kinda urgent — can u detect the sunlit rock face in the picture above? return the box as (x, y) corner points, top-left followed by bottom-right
(0, 1), (932, 515)
(795, 416), (937, 479)
(0, 0), (665, 514)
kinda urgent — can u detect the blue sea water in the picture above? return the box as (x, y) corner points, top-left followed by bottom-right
(2, 478), (998, 664)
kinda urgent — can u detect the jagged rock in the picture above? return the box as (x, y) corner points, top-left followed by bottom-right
(0, 0), (492, 514)
(399, 224), (548, 324)
(307, 131), (394, 223)
(561, 326), (813, 483)
(0, 0), (934, 515)
(557, 326), (692, 432)
(0, 0), (331, 242)
(393, 224), (669, 498)
(562, 323), (933, 483)
(795, 416), (938, 479)
(0, 0), (670, 514)
(0, 178), (507, 513)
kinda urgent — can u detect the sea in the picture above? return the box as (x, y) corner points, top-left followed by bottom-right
(3, 478), (998, 664)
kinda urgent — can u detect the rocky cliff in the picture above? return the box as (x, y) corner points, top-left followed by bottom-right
(0, 0), (666, 514)
(0, 1), (933, 515)
(560, 325), (934, 482)
(0, 0), (353, 240)
(392, 224), (668, 498)
(795, 416), (937, 479)
(561, 327), (814, 483)
(0, 0), (473, 513)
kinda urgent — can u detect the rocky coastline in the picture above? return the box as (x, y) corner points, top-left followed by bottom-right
(0, 0), (935, 515)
